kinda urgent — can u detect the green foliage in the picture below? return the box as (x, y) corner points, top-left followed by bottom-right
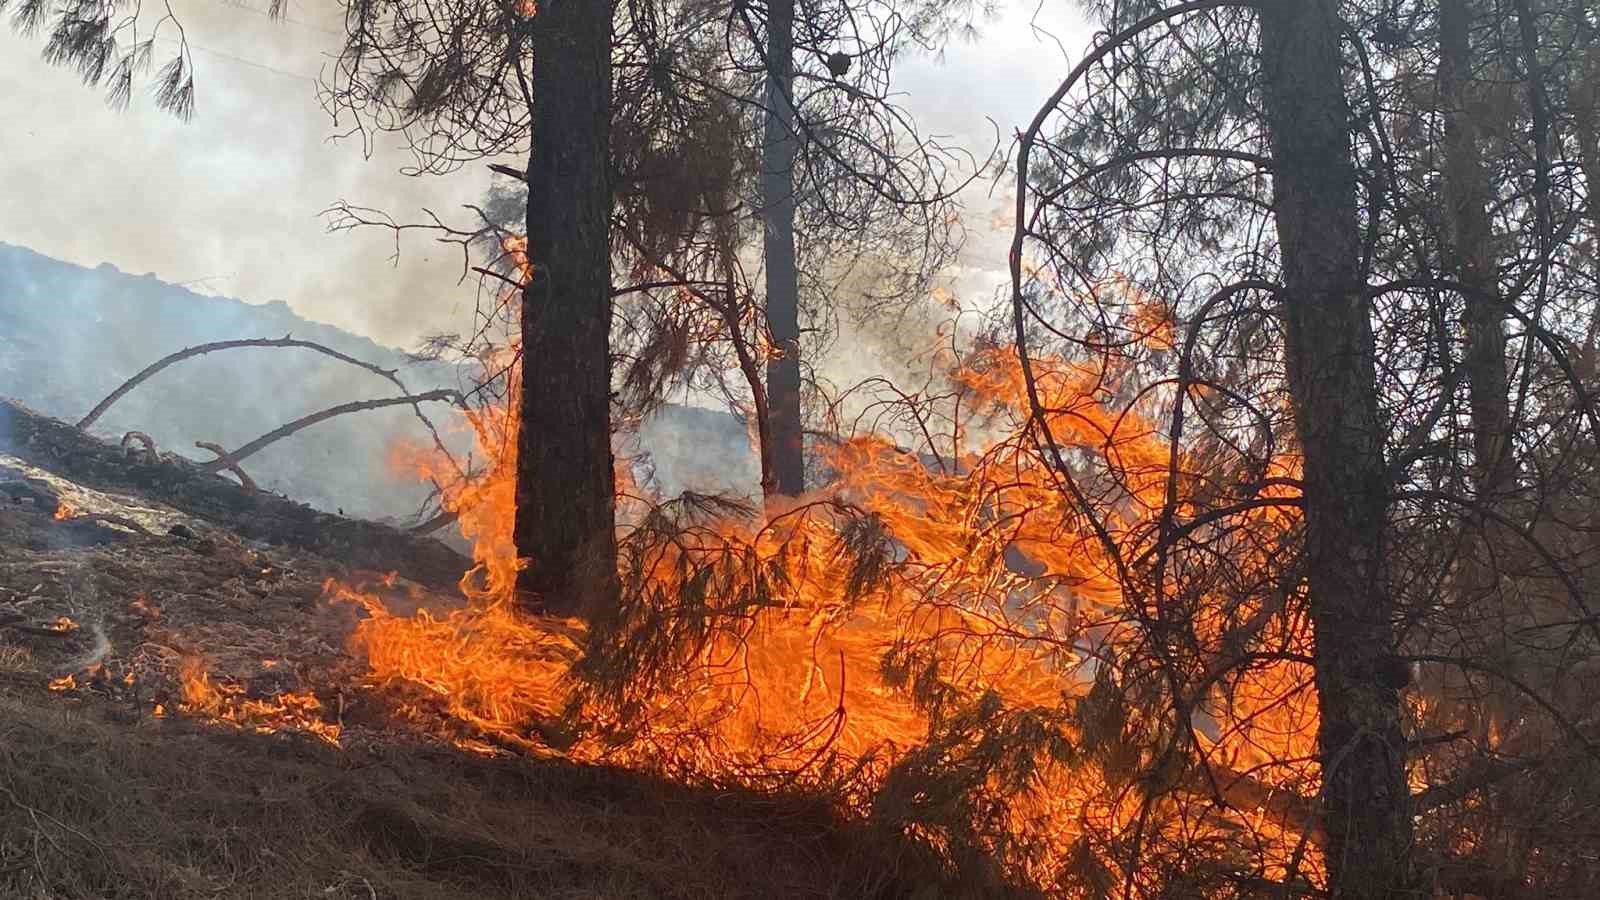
(5, 0), (225, 118)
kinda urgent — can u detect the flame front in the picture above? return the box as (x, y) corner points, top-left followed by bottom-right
(325, 295), (1325, 890)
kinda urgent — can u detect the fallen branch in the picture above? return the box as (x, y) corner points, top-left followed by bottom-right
(76, 337), (468, 481)
(120, 431), (156, 459)
(193, 441), (257, 493)
(2, 623), (77, 638)
(409, 508), (459, 535)
(81, 338), (400, 429)
(0, 398), (472, 591)
(196, 390), (464, 476)
(58, 513), (155, 536)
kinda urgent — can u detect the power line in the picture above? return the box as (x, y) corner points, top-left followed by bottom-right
(187, 39), (319, 84)
(145, 31), (319, 85)
(140, 0), (346, 85)
(205, 0), (344, 38)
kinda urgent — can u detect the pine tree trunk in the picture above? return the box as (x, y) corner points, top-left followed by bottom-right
(762, 0), (805, 499)
(515, 1), (619, 618)
(1440, 0), (1514, 500)
(1256, 1), (1415, 895)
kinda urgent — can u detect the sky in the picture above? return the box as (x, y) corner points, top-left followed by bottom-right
(0, 0), (1087, 350)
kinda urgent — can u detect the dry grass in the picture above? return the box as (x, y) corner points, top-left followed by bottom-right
(0, 458), (1008, 900)
(0, 641), (29, 672)
(0, 690), (966, 900)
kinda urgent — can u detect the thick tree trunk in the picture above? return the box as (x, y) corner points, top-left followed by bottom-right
(1256, 2), (1415, 896)
(1440, 0), (1514, 499)
(515, 1), (620, 618)
(761, 0), (805, 499)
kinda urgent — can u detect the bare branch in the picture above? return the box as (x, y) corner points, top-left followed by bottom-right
(196, 390), (464, 476)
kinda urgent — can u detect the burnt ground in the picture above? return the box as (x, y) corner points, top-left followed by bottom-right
(0, 445), (965, 899)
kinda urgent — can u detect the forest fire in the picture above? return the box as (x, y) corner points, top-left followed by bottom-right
(176, 655), (343, 746)
(310, 321), (1326, 889)
(11, 0), (1600, 892)
(0, 224), (1328, 891)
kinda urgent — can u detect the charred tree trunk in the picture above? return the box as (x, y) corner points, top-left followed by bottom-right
(515, 1), (620, 618)
(761, 0), (805, 500)
(1256, 1), (1415, 896)
(1440, 0), (1514, 500)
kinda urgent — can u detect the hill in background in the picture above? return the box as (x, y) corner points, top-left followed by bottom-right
(0, 242), (758, 522)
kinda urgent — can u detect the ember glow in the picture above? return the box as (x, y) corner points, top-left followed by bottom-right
(43, 615), (77, 634)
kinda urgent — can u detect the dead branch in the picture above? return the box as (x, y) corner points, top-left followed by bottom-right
(1200, 762), (1323, 849)
(471, 266), (524, 291)
(80, 338), (399, 429)
(196, 390), (464, 476)
(0, 398), (471, 591)
(120, 431), (156, 459)
(487, 163), (526, 182)
(194, 442), (258, 493)
(58, 513), (155, 536)
(1, 623), (78, 638)
(76, 337), (468, 481)
(409, 508), (459, 535)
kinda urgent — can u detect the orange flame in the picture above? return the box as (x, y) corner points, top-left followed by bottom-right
(331, 328), (1323, 888)
(178, 655), (342, 746)
(44, 616), (78, 634)
(309, 243), (1324, 891)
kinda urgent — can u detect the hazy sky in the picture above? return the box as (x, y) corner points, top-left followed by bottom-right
(0, 1), (1086, 350)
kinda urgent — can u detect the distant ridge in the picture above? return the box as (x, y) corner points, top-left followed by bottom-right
(0, 243), (758, 519)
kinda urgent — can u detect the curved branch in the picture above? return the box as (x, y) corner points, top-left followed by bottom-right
(120, 431), (156, 459)
(1407, 653), (1600, 763)
(1395, 488), (1600, 649)
(77, 336), (468, 481)
(1370, 277), (1600, 446)
(78, 338), (406, 430)
(197, 390), (463, 476)
(194, 441), (258, 493)
(1009, 0), (1257, 597)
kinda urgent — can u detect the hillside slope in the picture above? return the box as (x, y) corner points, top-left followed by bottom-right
(0, 243), (760, 521)
(0, 242), (462, 520)
(0, 405), (965, 900)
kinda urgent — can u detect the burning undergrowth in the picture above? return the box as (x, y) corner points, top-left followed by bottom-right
(0, 453), (974, 898)
(325, 339), (1324, 894)
(0, 308), (1322, 894)
(0, 502), (352, 733)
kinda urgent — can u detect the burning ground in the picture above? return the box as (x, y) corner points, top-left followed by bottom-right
(0, 324), (1334, 898)
(0, 411), (968, 899)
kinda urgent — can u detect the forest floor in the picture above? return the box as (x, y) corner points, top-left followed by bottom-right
(0, 446), (955, 900)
